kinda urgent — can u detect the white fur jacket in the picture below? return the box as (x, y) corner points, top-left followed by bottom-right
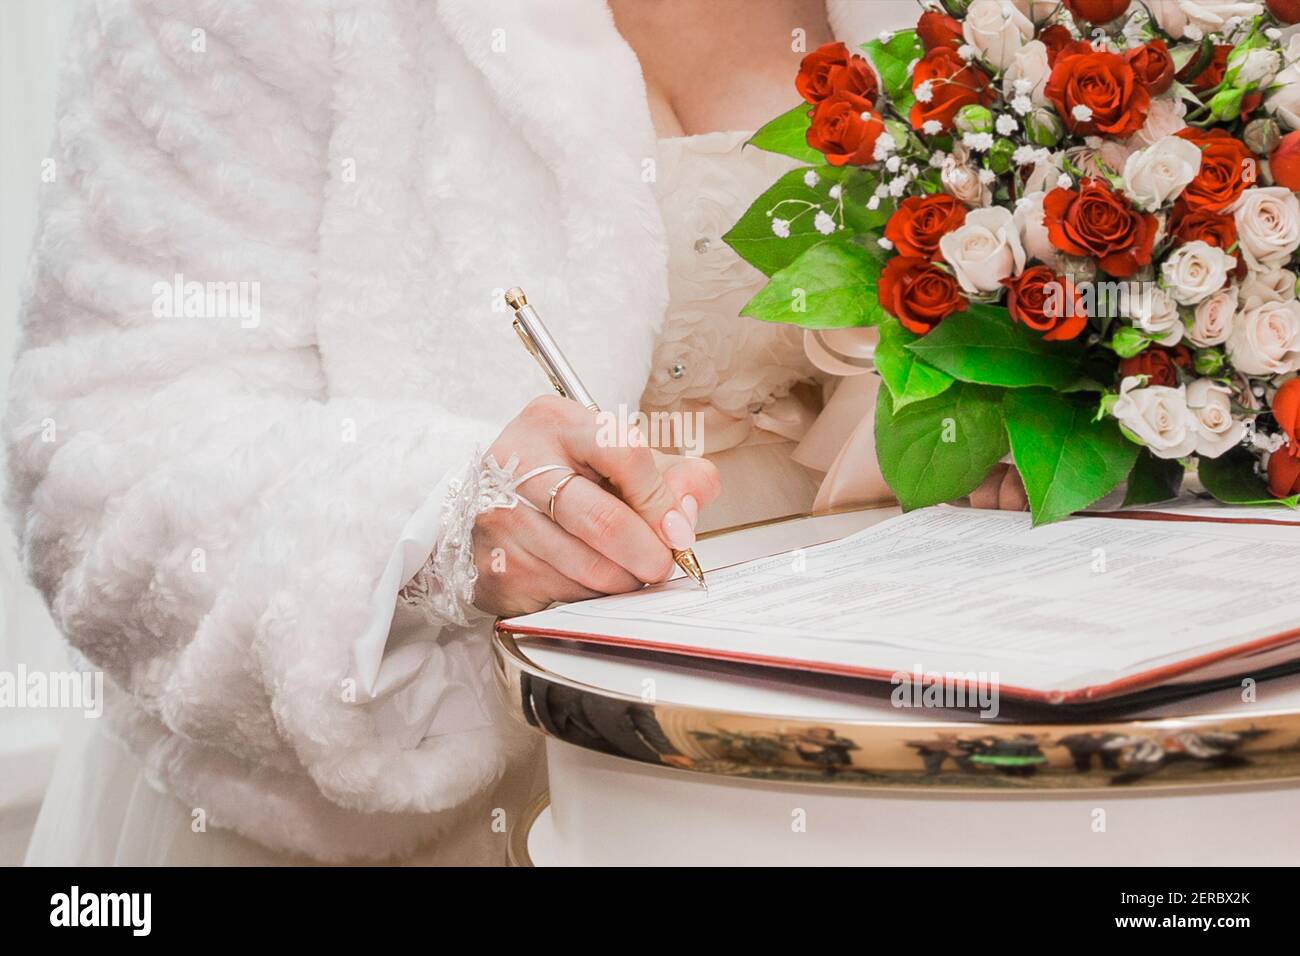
(5, 0), (907, 860)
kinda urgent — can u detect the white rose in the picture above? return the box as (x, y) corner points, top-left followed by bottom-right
(1161, 240), (1237, 305)
(1231, 187), (1300, 271)
(1011, 0), (1060, 21)
(1023, 154), (1063, 194)
(1149, 1), (1189, 38)
(1121, 136), (1203, 211)
(1239, 268), (1297, 310)
(941, 152), (993, 208)
(939, 207), (1027, 294)
(1013, 191), (1057, 265)
(1190, 285), (1238, 347)
(1239, 49), (1282, 87)
(1174, 1), (1264, 36)
(1226, 299), (1300, 374)
(1131, 286), (1184, 345)
(1266, 60), (1300, 129)
(1111, 376), (1199, 459)
(963, 0), (1033, 72)
(1186, 378), (1248, 458)
(1129, 98), (1188, 149)
(1002, 40), (1050, 107)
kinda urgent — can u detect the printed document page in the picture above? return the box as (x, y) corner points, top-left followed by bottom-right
(508, 508), (1300, 697)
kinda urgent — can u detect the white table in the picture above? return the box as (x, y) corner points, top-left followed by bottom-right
(496, 508), (1300, 866)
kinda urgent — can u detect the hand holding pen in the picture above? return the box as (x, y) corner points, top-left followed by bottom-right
(466, 288), (718, 617)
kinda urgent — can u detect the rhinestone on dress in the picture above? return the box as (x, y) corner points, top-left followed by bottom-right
(669, 362), (686, 379)
(693, 237), (711, 254)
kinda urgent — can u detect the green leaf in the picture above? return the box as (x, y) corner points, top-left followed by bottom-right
(905, 303), (1087, 390)
(723, 166), (850, 277)
(1198, 449), (1300, 507)
(875, 317), (954, 410)
(874, 382), (1009, 511)
(740, 241), (886, 330)
(1122, 450), (1185, 507)
(746, 103), (822, 164)
(1003, 389), (1139, 526)
(864, 30), (923, 116)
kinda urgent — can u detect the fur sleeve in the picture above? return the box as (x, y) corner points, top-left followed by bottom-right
(4, 0), (526, 827)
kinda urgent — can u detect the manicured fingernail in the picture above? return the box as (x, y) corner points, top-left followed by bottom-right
(662, 509), (695, 550)
(681, 494), (699, 526)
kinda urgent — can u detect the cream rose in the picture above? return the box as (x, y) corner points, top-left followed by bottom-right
(1121, 136), (1203, 212)
(1129, 98), (1188, 149)
(1011, 0), (1060, 21)
(1186, 379), (1248, 458)
(1231, 187), (1300, 272)
(1226, 299), (1300, 375)
(963, 0), (1033, 72)
(1161, 240), (1236, 305)
(1266, 59), (1300, 130)
(1239, 269), (1297, 310)
(1111, 376), (1199, 459)
(1131, 286), (1184, 346)
(1002, 40), (1050, 107)
(1151, 1), (1265, 39)
(941, 151), (993, 208)
(940, 207), (1027, 294)
(1013, 191), (1057, 265)
(1190, 286), (1238, 347)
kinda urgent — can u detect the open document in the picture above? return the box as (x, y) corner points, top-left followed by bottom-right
(501, 508), (1300, 704)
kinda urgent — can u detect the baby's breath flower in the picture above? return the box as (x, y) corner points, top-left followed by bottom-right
(867, 194), (881, 210)
(828, 184), (842, 199)
(1072, 104), (1094, 122)
(916, 80), (934, 103)
(1011, 95), (1032, 115)
(922, 119), (943, 135)
(814, 210), (836, 235)
(803, 170), (819, 188)
(771, 217), (791, 238)
(878, 237), (894, 250)
(996, 115), (1018, 135)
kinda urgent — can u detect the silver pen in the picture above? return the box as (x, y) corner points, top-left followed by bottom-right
(503, 286), (707, 590)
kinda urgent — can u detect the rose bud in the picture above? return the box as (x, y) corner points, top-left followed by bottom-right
(1063, 0), (1132, 22)
(1271, 130), (1300, 192)
(1025, 107), (1065, 146)
(1274, 377), (1300, 443)
(1126, 41), (1175, 96)
(1245, 117), (1283, 158)
(1003, 266), (1088, 341)
(796, 42), (851, 105)
(1194, 348), (1226, 376)
(1268, 446), (1300, 497)
(878, 256), (969, 335)
(917, 10), (964, 51)
(884, 194), (968, 261)
(954, 104), (994, 135)
(1268, 0), (1300, 24)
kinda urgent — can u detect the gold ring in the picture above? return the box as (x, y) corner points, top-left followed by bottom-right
(547, 472), (579, 523)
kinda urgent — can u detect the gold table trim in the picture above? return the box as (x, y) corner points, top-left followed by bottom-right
(507, 792), (549, 868)
(494, 630), (1300, 793)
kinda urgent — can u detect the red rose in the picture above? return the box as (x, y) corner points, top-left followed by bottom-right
(828, 55), (880, 106)
(806, 93), (885, 166)
(797, 42), (878, 106)
(1046, 47), (1150, 138)
(1268, 446), (1300, 497)
(917, 11), (963, 51)
(878, 256), (968, 335)
(1169, 204), (1238, 250)
(1064, 0), (1133, 22)
(1125, 40), (1175, 96)
(1039, 25), (1077, 66)
(883, 195), (967, 261)
(1274, 378), (1300, 444)
(1119, 345), (1192, 389)
(1272, 131), (1300, 191)
(1269, 0), (1300, 24)
(909, 46), (995, 133)
(1177, 44), (1230, 94)
(1175, 128), (1256, 213)
(1043, 179), (1159, 278)
(1002, 266), (1088, 341)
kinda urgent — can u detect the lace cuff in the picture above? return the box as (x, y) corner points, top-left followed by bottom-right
(397, 452), (566, 627)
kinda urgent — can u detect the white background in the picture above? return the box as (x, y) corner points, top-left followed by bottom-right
(0, 0), (78, 864)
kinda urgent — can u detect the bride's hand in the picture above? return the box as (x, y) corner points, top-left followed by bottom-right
(472, 396), (722, 616)
(966, 462), (1029, 511)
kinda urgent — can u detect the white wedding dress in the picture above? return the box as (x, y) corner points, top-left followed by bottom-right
(26, 129), (883, 865)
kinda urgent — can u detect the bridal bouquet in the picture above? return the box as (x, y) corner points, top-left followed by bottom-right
(726, 0), (1300, 524)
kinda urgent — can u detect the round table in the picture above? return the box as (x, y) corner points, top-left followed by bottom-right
(494, 508), (1300, 866)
